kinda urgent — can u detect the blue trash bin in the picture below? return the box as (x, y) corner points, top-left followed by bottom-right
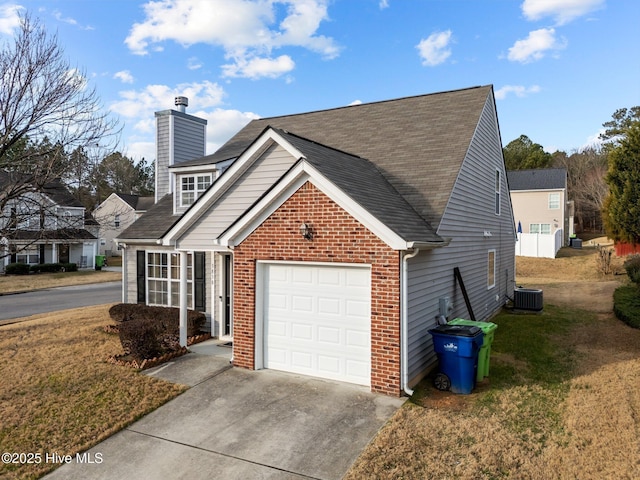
(429, 324), (483, 394)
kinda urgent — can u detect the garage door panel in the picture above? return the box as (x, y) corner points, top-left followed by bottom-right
(264, 263), (371, 386)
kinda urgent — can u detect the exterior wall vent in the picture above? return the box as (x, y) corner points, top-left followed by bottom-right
(513, 288), (543, 312)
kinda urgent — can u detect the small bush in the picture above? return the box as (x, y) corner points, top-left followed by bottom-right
(613, 284), (640, 329)
(5, 263), (31, 275)
(29, 263), (78, 273)
(623, 254), (640, 284)
(595, 246), (614, 275)
(118, 318), (164, 361)
(108, 303), (205, 337)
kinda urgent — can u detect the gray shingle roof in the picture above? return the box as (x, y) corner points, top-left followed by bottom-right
(507, 168), (567, 191)
(277, 130), (442, 243)
(118, 194), (179, 240)
(123, 85), (493, 241)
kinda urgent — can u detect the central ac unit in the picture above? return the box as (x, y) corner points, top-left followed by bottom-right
(514, 288), (543, 312)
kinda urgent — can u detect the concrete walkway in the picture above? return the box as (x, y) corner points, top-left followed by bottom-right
(44, 340), (405, 480)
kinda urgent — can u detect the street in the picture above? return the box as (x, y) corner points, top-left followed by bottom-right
(0, 282), (121, 325)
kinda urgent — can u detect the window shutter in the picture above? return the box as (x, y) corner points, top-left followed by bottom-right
(194, 251), (206, 311)
(136, 250), (146, 304)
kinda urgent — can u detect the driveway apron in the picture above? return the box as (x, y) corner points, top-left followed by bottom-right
(44, 354), (405, 480)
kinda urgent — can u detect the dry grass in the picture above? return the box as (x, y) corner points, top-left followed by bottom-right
(0, 270), (121, 294)
(345, 247), (640, 480)
(0, 306), (186, 480)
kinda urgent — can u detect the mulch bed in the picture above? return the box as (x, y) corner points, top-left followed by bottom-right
(106, 332), (212, 370)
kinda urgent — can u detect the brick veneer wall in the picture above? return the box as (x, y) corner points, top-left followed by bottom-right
(233, 181), (402, 396)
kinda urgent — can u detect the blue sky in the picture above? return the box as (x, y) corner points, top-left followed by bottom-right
(1, 0), (639, 162)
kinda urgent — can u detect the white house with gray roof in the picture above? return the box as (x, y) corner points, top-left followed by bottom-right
(117, 85), (516, 397)
(508, 168), (571, 258)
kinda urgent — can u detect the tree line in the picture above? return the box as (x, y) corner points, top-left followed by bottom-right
(503, 107), (640, 240)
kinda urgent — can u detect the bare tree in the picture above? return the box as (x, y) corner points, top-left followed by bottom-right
(553, 147), (608, 232)
(0, 13), (120, 257)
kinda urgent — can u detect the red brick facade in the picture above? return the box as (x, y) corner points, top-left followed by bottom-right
(233, 181), (402, 396)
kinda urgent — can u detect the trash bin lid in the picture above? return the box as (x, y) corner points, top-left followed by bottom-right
(429, 324), (482, 337)
(448, 318), (498, 334)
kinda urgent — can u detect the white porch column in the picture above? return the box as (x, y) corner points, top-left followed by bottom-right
(121, 245), (128, 303)
(179, 250), (188, 347)
(52, 243), (57, 263)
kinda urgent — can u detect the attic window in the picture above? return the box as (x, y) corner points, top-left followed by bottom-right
(495, 170), (501, 215)
(180, 174), (212, 207)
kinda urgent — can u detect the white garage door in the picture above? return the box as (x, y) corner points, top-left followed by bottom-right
(263, 263), (371, 386)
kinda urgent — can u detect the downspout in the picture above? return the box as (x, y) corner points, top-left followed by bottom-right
(401, 247), (420, 396)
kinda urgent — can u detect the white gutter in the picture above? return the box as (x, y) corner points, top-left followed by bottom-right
(401, 247), (420, 396)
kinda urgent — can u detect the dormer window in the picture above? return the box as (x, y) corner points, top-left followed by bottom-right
(180, 174), (212, 207)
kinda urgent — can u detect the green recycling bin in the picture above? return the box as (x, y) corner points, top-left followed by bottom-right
(448, 318), (497, 382)
(95, 255), (106, 270)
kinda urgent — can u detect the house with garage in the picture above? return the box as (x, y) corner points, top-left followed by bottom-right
(508, 168), (572, 258)
(117, 86), (516, 396)
(93, 193), (154, 256)
(0, 173), (99, 272)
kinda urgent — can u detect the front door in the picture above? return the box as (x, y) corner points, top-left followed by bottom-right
(59, 244), (70, 264)
(222, 254), (232, 338)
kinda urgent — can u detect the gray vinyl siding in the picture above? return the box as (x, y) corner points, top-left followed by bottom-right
(155, 115), (171, 201)
(406, 95), (516, 385)
(155, 110), (207, 203)
(177, 144), (296, 249)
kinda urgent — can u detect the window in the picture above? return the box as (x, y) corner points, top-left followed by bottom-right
(495, 170), (501, 215)
(530, 223), (551, 234)
(147, 252), (193, 308)
(114, 214), (120, 228)
(16, 247), (40, 265)
(180, 174), (212, 206)
(549, 193), (560, 209)
(487, 250), (496, 289)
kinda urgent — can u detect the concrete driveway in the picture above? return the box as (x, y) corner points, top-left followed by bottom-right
(44, 348), (405, 480)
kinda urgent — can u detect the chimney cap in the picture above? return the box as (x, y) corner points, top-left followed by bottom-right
(175, 96), (188, 112)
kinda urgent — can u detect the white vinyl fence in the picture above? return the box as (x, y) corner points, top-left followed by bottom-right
(516, 229), (563, 258)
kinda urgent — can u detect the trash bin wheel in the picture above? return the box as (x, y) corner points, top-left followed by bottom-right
(434, 372), (451, 391)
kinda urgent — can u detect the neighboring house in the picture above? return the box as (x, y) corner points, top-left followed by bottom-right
(0, 173), (98, 272)
(93, 193), (154, 256)
(117, 86), (516, 397)
(508, 168), (572, 258)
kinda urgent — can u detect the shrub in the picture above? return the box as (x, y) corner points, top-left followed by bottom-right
(108, 303), (205, 337)
(623, 254), (640, 284)
(595, 246), (614, 275)
(29, 263), (78, 273)
(613, 284), (640, 329)
(5, 263), (31, 275)
(118, 318), (164, 361)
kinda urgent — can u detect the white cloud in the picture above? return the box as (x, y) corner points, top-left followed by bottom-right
(507, 28), (566, 63)
(125, 0), (339, 79)
(222, 54), (295, 80)
(0, 4), (23, 35)
(379, 0), (389, 9)
(495, 84), (541, 100)
(110, 80), (226, 120)
(416, 30), (453, 66)
(114, 70), (135, 84)
(200, 108), (261, 153)
(187, 57), (202, 70)
(349, 99), (363, 106)
(522, 0), (605, 25)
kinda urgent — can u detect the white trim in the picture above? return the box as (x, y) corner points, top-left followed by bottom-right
(487, 249), (496, 290)
(220, 160), (410, 250)
(162, 128), (304, 245)
(168, 163), (219, 173)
